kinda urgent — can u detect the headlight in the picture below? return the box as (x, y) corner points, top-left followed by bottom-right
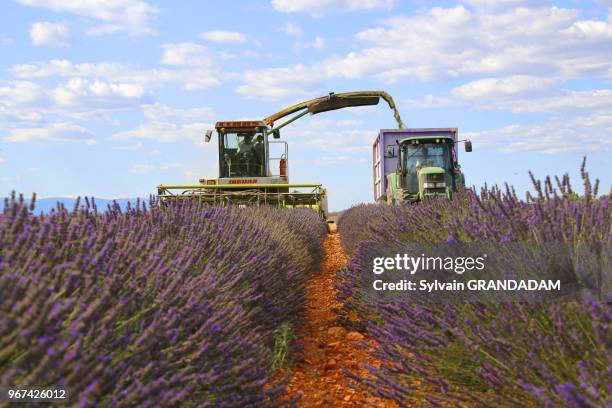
(423, 182), (436, 188)
(436, 182), (446, 188)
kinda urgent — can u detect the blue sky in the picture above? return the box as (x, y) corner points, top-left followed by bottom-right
(0, 0), (610, 211)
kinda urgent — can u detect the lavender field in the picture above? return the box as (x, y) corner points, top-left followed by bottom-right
(337, 165), (610, 407)
(1, 165), (609, 407)
(0, 196), (327, 407)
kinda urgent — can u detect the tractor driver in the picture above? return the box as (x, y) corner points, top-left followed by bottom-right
(253, 135), (267, 175)
(235, 133), (253, 176)
(414, 146), (426, 170)
(238, 133), (265, 176)
(415, 146), (434, 169)
(254, 135), (264, 166)
(237, 133), (254, 156)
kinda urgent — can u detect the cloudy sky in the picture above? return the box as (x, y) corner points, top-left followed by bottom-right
(0, 0), (610, 210)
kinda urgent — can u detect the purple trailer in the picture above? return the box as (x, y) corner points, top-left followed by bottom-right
(373, 128), (459, 203)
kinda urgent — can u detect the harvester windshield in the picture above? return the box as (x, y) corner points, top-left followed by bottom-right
(220, 131), (266, 177)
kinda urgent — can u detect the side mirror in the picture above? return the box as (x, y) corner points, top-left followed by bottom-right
(272, 129), (281, 139)
(464, 140), (472, 152)
(204, 129), (213, 143)
(385, 145), (395, 157)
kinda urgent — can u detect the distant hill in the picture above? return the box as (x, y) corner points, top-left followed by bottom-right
(0, 197), (147, 214)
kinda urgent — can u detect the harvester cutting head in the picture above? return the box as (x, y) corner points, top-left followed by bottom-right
(157, 118), (329, 216)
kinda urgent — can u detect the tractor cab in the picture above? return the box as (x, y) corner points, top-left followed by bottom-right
(400, 136), (457, 201)
(382, 132), (471, 204)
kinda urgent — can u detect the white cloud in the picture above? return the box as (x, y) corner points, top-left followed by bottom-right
(237, 64), (325, 100)
(286, 126), (377, 153)
(0, 81), (49, 108)
(0, 78), (152, 127)
(110, 121), (212, 145)
(0, 67), (220, 134)
(463, 0), (544, 11)
(463, 111), (612, 154)
(240, 5), (612, 99)
(4, 122), (96, 144)
(29, 22), (70, 46)
(148, 67), (222, 90)
(142, 104), (215, 122)
(279, 23), (303, 36)
(408, 76), (612, 113)
(272, 0), (395, 15)
(293, 35), (326, 52)
(52, 78), (150, 108)
(110, 103), (239, 149)
(154, 44), (224, 88)
(160, 42), (212, 66)
(300, 36), (326, 51)
(0, 78), (149, 112)
(451, 75), (560, 100)
(16, 0), (158, 36)
(10, 58), (223, 91)
(405, 94), (455, 109)
(331, 6), (599, 81)
(505, 89), (612, 113)
(199, 30), (247, 44)
(0, 156), (5, 164)
(462, 88), (612, 113)
(10, 59), (125, 78)
(313, 36), (326, 50)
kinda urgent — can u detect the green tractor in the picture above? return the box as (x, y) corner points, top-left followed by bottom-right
(373, 129), (472, 205)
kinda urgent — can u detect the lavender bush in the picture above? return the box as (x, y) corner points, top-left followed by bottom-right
(0, 195), (326, 407)
(337, 164), (610, 407)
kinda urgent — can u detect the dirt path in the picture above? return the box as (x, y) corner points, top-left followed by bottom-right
(283, 232), (397, 407)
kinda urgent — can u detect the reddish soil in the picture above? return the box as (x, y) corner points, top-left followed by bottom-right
(282, 232), (397, 407)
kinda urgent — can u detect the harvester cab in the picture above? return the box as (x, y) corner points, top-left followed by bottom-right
(158, 118), (322, 214)
(158, 91), (405, 219)
(208, 121), (282, 181)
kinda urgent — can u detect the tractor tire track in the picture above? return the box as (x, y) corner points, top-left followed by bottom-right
(283, 232), (397, 407)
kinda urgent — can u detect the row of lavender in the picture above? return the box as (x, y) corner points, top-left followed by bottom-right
(0, 195), (327, 407)
(337, 166), (610, 407)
